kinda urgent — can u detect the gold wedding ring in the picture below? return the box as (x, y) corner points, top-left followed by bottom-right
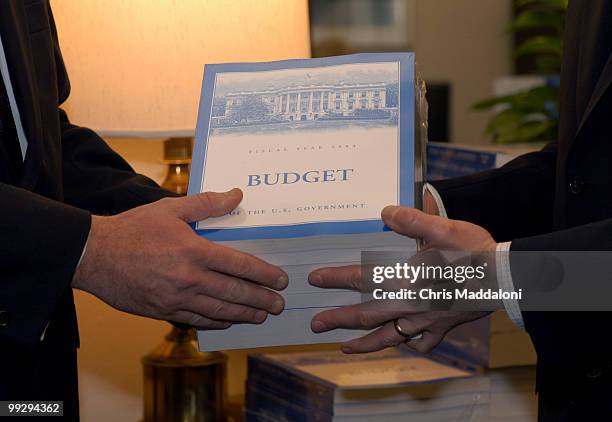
(393, 318), (424, 341)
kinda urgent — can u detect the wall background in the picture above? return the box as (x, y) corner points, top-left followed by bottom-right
(414, 0), (513, 144)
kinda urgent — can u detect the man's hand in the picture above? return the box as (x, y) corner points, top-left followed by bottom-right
(309, 206), (496, 354)
(72, 188), (288, 330)
(383, 205), (497, 252)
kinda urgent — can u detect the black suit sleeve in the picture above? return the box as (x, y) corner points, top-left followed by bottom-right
(510, 218), (612, 252)
(0, 124), (176, 350)
(0, 114), (176, 350)
(430, 142), (557, 242)
(59, 110), (177, 214)
(0, 184), (91, 349)
(430, 142), (612, 340)
(0, 1), (177, 350)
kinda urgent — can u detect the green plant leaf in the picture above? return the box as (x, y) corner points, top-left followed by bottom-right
(534, 55), (562, 73)
(509, 10), (563, 32)
(516, 0), (568, 10)
(485, 109), (526, 134)
(510, 85), (559, 112)
(474, 0), (565, 144)
(515, 35), (563, 57)
(496, 120), (555, 144)
(471, 95), (516, 110)
(472, 85), (559, 115)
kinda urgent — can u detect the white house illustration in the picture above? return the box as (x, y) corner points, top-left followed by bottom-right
(223, 82), (392, 122)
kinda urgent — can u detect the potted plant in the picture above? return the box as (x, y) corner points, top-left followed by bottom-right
(474, 0), (568, 144)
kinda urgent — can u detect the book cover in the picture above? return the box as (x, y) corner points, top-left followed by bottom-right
(188, 53), (419, 241)
(246, 349), (487, 420)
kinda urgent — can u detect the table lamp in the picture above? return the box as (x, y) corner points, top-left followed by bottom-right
(51, 1), (310, 420)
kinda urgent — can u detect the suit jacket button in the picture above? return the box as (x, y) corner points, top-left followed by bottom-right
(586, 368), (604, 378)
(0, 310), (9, 327)
(586, 362), (611, 379)
(568, 178), (584, 194)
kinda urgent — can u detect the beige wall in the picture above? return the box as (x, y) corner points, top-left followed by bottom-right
(415, 0), (513, 144)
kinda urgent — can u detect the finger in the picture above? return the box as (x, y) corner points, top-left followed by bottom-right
(311, 303), (398, 332)
(202, 243), (288, 290)
(309, 265), (361, 290)
(196, 270), (285, 315)
(401, 331), (444, 354)
(340, 321), (407, 353)
(184, 295), (269, 324)
(170, 311), (232, 330)
(170, 188), (243, 222)
(381, 206), (450, 243)
(393, 316), (433, 337)
(341, 317), (435, 354)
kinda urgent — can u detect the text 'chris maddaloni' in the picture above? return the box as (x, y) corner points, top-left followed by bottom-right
(370, 262), (523, 301)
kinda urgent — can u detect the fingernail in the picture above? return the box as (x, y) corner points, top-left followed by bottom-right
(341, 344), (353, 353)
(276, 274), (289, 290)
(381, 205), (398, 221)
(255, 311), (267, 323)
(309, 274), (323, 286)
(229, 188), (242, 198)
(311, 320), (326, 333)
(272, 299), (285, 314)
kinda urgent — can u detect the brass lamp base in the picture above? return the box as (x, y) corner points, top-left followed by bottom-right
(142, 327), (227, 422)
(161, 137), (193, 195)
(143, 138), (226, 421)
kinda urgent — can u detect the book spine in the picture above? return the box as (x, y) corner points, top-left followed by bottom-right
(246, 384), (332, 422)
(247, 356), (335, 413)
(245, 409), (277, 422)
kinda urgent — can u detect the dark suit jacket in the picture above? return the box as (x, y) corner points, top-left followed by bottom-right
(432, 0), (612, 411)
(0, 1), (174, 418)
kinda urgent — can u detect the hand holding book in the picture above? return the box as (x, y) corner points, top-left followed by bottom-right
(308, 205), (497, 354)
(73, 189), (288, 329)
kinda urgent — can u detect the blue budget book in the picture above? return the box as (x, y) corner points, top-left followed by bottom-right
(426, 142), (510, 181)
(188, 53), (423, 242)
(187, 53), (423, 351)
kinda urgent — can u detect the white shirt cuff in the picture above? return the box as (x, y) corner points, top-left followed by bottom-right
(76, 227), (91, 269)
(423, 183), (448, 218)
(496, 241), (525, 330)
(424, 184), (524, 330)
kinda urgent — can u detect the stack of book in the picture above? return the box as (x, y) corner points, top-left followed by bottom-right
(245, 349), (489, 422)
(426, 142), (512, 181)
(488, 366), (537, 421)
(188, 52), (424, 351)
(207, 233), (416, 351)
(435, 311), (536, 371)
(425, 142), (537, 420)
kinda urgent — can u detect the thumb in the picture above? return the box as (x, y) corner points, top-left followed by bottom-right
(170, 188), (243, 222)
(381, 205), (449, 243)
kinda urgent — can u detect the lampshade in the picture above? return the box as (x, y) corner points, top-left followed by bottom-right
(50, 0), (311, 138)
